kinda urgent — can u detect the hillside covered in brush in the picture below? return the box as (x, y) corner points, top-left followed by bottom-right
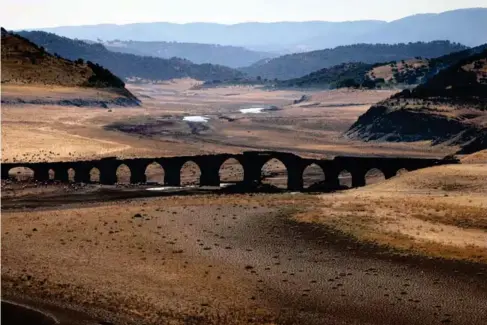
(16, 31), (244, 82)
(280, 44), (487, 89)
(278, 62), (378, 89)
(241, 41), (468, 80)
(346, 49), (487, 154)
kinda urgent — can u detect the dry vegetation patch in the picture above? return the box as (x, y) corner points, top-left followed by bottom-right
(293, 164), (487, 263)
(461, 149), (487, 164)
(367, 59), (428, 82)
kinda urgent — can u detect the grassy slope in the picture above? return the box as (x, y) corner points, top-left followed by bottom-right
(294, 162), (487, 263)
(2, 28), (126, 90)
(279, 44), (487, 89)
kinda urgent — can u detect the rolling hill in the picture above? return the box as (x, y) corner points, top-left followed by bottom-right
(280, 44), (487, 89)
(27, 8), (487, 53)
(240, 41), (468, 80)
(103, 40), (275, 68)
(346, 49), (487, 154)
(16, 31), (244, 82)
(278, 62), (377, 89)
(1, 28), (132, 93)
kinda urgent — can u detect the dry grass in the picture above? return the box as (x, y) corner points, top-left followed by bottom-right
(462, 58), (487, 82)
(293, 164), (487, 263)
(367, 59), (428, 82)
(1, 32), (94, 87)
(461, 149), (487, 164)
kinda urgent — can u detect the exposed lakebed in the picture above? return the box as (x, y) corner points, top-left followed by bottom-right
(105, 105), (282, 137)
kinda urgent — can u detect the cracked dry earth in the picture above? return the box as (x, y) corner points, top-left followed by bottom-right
(2, 194), (487, 325)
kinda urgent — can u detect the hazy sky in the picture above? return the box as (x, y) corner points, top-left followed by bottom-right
(2, 0), (486, 29)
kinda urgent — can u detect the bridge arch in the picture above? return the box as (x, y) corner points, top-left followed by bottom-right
(219, 157), (244, 185)
(145, 162), (165, 184)
(48, 169), (55, 180)
(8, 166), (34, 182)
(89, 167), (100, 183)
(338, 169), (352, 188)
(302, 163), (326, 189)
(261, 158), (288, 189)
(67, 168), (76, 182)
(180, 160), (201, 186)
(116, 164), (131, 184)
(365, 168), (386, 185)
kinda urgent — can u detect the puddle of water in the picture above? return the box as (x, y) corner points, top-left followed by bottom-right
(183, 116), (209, 122)
(240, 107), (265, 114)
(147, 184), (233, 191)
(146, 185), (198, 191)
(147, 186), (182, 191)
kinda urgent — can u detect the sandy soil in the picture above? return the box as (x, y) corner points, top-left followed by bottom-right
(2, 190), (486, 325)
(2, 162), (487, 324)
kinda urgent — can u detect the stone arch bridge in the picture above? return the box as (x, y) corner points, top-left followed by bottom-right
(1, 151), (458, 191)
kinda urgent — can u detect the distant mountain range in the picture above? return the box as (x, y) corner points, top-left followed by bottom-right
(27, 21), (384, 53)
(102, 40), (275, 68)
(241, 41), (468, 80)
(16, 31), (244, 82)
(354, 8), (487, 48)
(25, 8), (487, 53)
